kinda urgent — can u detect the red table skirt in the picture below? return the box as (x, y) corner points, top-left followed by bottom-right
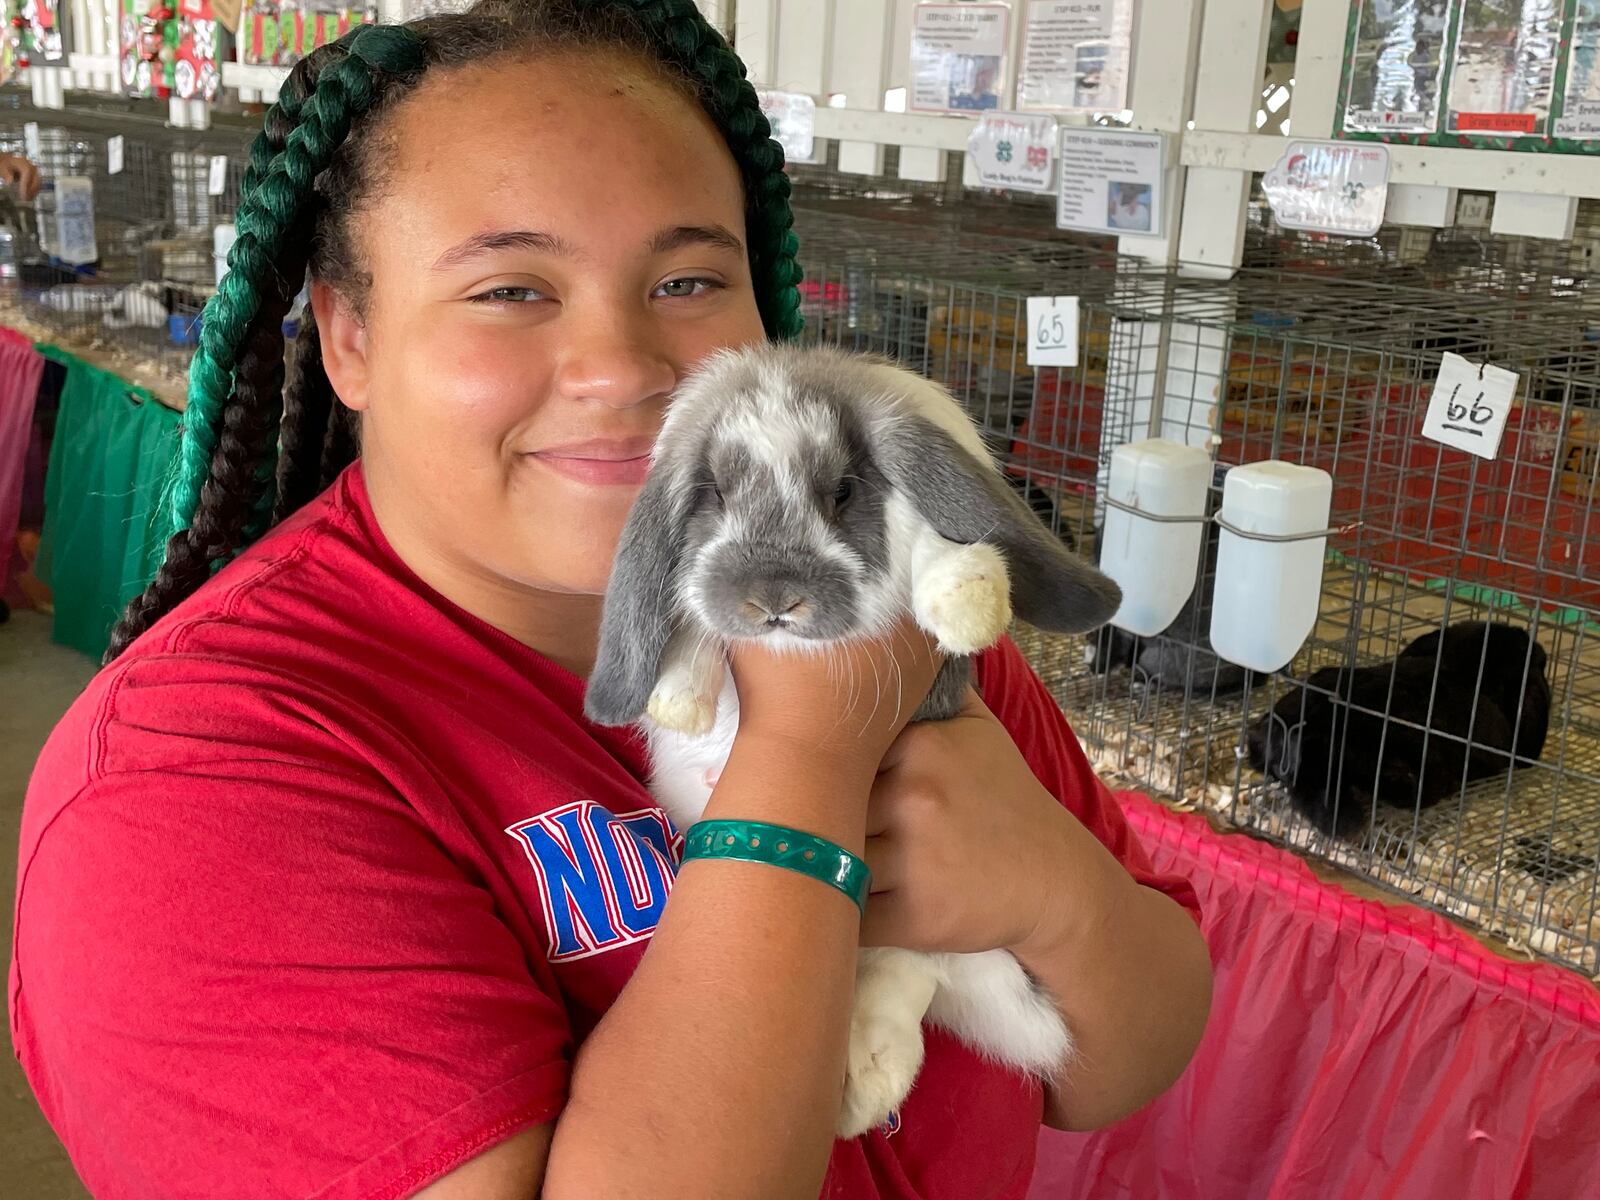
(1028, 793), (1600, 1200)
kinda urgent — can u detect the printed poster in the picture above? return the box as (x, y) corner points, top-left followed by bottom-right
(1556, 0), (1600, 138)
(239, 0), (374, 67)
(175, 0), (222, 100)
(1055, 127), (1164, 237)
(1447, 0), (1561, 135)
(1342, 0), (1453, 133)
(968, 112), (1058, 191)
(121, 0), (224, 100)
(1017, 0), (1134, 112)
(756, 90), (818, 164)
(1262, 141), (1392, 237)
(24, 0), (65, 64)
(911, 2), (1011, 114)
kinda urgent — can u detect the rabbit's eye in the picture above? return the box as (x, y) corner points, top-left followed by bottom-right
(834, 479), (855, 507)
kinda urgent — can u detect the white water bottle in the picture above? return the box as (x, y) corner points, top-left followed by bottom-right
(1209, 461), (1332, 673)
(1099, 438), (1212, 637)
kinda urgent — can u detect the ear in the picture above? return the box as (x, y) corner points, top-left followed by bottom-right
(585, 444), (701, 727)
(311, 279), (371, 412)
(880, 414), (1121, 635)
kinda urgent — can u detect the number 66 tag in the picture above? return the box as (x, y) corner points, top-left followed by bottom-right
(1025, 296), (1079, 367)
(1421, 351), (1518, 461)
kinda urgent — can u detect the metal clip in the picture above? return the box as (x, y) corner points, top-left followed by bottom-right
(1213, 516), (1363, 544)
(1100, 494), (1210, 524)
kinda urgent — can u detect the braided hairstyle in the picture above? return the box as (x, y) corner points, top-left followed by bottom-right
(104, 0), (804, 662)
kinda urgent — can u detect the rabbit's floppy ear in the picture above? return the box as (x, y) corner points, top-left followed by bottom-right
(585, 440), (701, 727)
(880, 413), (1121, 635)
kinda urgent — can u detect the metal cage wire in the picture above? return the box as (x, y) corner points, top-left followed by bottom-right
(0, 96), (248, 392)
(791, 192), (1600, 976)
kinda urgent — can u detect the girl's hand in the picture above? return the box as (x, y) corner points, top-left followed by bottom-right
(728, 619), (942, 779)
(0, 153), (40, 202)
(860, 690), (1122, 955)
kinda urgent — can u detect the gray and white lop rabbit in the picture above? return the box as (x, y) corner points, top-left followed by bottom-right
(585, 344), (1120, 1137)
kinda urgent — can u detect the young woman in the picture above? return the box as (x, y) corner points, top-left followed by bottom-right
(11, 3), (1211, 1197)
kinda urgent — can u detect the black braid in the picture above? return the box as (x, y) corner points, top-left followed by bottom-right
(105, 40), (391, 663)
(104, 284), (299, 662)
(320, 394), (361, 491)
(276, 311), (338, 522)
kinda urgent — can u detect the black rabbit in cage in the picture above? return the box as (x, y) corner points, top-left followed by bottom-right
(1088, 516), (1255, 698)
(1087, 464), (1254, 698)
(1247, 621), (1552, 837)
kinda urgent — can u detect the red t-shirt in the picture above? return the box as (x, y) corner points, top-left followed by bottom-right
(11, 465), (1198, 1200)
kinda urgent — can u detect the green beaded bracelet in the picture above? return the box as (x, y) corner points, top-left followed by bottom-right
(681, 820), (871, 914)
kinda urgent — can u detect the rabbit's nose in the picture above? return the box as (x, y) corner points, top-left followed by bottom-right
(744, 592), (808, 627)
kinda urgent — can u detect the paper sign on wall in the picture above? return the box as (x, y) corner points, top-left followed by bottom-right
(1018, 0), (1133, 112)
(1262, 140), (1390, 237)
(208, 154), (228, 196)
(107, 136), (125, 176)
(1026, 296), (1079, 367)
(38, 177), (97, 266)
(968, 113), (1057, 192)
(1448, 0), (1559, 136)
(1056, 127), (1164, 237)
(1341, 0), (1450, 134)
(756, 90), (817, 164)
(1556, 2), (1600, 139)
(911, 2), (1011, 114)
(1421, 353), (1518, 460)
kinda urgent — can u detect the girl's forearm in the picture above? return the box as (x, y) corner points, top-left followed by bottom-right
(544, 737), (871, 1200)
(1015, 819), (1213, 1131)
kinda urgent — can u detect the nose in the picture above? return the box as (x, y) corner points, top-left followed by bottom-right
(553, 310), (678, 410)
(743, 588), (808, 627)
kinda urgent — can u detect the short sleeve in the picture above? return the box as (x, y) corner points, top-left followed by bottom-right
(975, 639), (1202, 923)
(12, 760), (571, 1200)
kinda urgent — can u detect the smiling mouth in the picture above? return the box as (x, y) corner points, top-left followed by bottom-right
(529, 451), (654, 485)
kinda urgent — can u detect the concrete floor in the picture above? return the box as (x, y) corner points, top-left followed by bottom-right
(2, 609), (96, 1199)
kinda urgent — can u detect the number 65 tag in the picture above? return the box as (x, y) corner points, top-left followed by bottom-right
(1026, 296), (1079, 368)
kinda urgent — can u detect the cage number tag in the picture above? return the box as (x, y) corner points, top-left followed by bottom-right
(107, 136), (124, 176)
(23, 122), (39, 160)
(1026, 296), (1079, 367)
(1421, 352), (1517, 460)
(207, 155), (227, 196)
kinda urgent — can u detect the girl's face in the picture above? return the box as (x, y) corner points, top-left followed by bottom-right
(315, 51), (767, 634)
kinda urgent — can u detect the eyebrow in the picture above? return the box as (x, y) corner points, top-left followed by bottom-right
(431, 229), (575, 272)
(648, 224), (746, 257)
(432, 223), (747, 273)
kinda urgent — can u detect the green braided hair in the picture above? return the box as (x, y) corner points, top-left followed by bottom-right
(105, 0), (804, 663)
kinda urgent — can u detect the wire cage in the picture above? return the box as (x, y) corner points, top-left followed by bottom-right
(793, 200), (1600, 975)
(0, 96), (248, 394)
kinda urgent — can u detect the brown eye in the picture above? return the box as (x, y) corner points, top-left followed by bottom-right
(834, 479), (854, 507)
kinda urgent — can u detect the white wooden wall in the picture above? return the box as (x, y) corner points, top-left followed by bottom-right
(34, 0), (1600, 264)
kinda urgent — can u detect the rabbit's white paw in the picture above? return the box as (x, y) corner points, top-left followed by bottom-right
(917, 543), (1013, 655)
(838, 1006), (925, 1139)
(646, 681), (718, 735)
